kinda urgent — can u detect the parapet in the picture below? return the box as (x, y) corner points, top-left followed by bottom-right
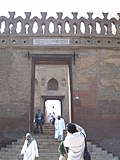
(0, 12), (120, 49)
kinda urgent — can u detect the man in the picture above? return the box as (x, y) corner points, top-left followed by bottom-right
(35, 109), (44, 133)
(64, 123), (85, 160)
(48, 113), (53, 124)
(54, 115), (65, 141)
(20, 133), (39, 160)
(52, 112), (56, 125)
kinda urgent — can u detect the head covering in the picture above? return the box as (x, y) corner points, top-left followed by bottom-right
(25, 133), (34, 147)
(66, 123), (78, 134)
(26, 133), (31, 138)
(58, 115), (61, 120)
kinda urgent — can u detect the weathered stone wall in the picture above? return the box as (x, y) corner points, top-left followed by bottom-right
(72, 48), (120, 158)
(73, 48), (120, 123)
(0, 49), (31, 140)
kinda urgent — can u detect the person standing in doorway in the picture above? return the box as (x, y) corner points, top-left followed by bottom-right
(51, 112), (56, 125)
(48, 113), (53, 124)
(20, 133), (39, 160)
(54, 115), (65, 141)
(35, 109), (44, 134)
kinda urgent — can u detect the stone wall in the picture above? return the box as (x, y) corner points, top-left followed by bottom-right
(0, 49), (31, 140)
(72, 48), (120, 158)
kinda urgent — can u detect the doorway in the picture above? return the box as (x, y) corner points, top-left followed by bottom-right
(45, 99), (61, 123)
(30, 54), (73, 131)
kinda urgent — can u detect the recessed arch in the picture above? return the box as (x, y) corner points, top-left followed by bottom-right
(47, 78), (58, 90)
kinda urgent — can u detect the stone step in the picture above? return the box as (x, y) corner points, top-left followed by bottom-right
(0, 153), (118, 160)
(0, 151), (59, 156)
(0, 144), (118, 160)
(0, 148), (113, 157)
(3, 142), (109, 154)
(5, 144), (59, 150)
(0, 125), (119, 160)
(12, 139), (58, 145)
(0, 156), (59, 160)
(12, 141), (59, 146)
(1, 140), (118, 158)
(0, 147), (59, 154)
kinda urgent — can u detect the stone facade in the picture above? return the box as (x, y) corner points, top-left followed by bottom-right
(0, 12), (120, 158)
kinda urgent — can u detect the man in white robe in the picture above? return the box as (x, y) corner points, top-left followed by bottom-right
(20, 133), (39, 160)
(64, 123), (85, 160)
(48, 113), (53, 124)
(54, 115), (65, 141)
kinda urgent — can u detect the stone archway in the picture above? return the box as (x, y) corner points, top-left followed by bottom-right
(30, 54), (74, 131)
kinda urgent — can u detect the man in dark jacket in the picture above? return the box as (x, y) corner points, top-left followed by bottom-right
(35, 109), (44, 133)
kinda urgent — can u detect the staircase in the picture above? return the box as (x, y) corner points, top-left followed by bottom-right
(0, 124), (119, 160)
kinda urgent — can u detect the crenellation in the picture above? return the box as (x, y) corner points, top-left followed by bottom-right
(0, 12), (120, 36)
(0, 12), (120, 49)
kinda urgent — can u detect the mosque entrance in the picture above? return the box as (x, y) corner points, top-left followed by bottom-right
(30, 54), (74, 130)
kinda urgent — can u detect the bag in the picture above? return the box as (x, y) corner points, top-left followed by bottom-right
(83, 135), (91, 160)
(59, 155), (67, 160)
(84, 149), (91, 160)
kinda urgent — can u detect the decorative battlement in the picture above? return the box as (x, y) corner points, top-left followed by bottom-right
(0, 12), (120, 48)
(1, 12), (120, 35)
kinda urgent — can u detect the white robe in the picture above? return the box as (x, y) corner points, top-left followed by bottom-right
(74, 123), (86, 137)
(20, 139), (39, 160)
(64, 132), (85, 160)
(54, 118), (65, 140)
(48, 113), (53, 123)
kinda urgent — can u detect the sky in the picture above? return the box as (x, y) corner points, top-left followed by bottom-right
(0, 0), (119, 19)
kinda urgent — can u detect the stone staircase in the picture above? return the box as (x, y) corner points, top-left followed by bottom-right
(0, 124), (119, 160)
